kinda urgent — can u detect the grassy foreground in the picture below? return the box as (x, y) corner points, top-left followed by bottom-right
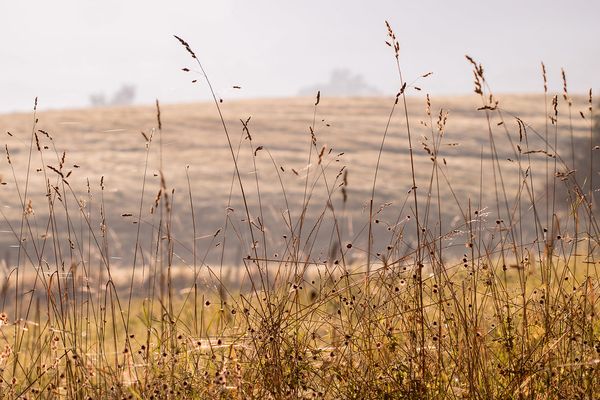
(0, 26), (599, 399)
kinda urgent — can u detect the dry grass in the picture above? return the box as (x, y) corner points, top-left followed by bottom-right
(0, 27), (597, 399)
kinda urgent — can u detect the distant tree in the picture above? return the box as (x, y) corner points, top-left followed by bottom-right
(90, 84), (136, 107)
(110, 84), (136, 106)
(89, 93), (107, 107)
(298, 69), (379, 97)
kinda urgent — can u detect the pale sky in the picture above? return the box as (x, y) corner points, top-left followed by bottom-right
(1, 0), (598, 113)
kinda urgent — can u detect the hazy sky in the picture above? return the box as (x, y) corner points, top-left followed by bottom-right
(1, 1), (598, 113)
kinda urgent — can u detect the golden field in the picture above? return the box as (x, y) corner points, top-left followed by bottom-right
(0, 90), (597, 399)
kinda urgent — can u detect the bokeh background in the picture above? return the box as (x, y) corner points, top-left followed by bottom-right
(1, 0), (598, 112)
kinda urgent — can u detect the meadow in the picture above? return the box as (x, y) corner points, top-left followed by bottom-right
(0, 31), (598, 399)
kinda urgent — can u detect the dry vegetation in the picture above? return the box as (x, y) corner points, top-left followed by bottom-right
(0, 26), (598, 399)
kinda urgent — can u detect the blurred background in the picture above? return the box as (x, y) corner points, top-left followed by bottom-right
(0, 0), (599, 113)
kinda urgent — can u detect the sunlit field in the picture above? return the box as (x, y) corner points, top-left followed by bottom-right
(0, 30), (598, 399)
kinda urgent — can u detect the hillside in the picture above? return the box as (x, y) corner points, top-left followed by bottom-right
(0, 94), (591, 270)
